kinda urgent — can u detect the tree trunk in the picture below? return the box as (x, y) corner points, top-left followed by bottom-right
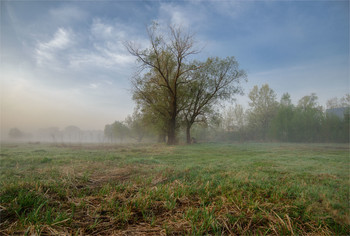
(158, 133), (166, 143)
(167, 117), (176, 145)
(137, 134), (144, 143)
(167, 99), (177, 145)
(186, 125), (191, 144)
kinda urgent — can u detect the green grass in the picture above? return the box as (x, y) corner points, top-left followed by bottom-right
(0, 142), (349, 235)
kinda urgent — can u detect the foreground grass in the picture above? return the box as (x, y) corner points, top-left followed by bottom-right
(0, 142), (349, 235)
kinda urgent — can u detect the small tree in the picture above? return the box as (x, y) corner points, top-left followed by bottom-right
(112, 121), (129, 143)
(323, 94), (349, 142)
(222, 105), (243, 132)
(182, 57), (246, 144)
(247, 84), (278, 140)
(104, 124), (114, 142)
(64, 126), (81, 143)
(125, 109), (150, 142)
(269, 93), (294, 141)
(8, 128), (23, 140)
(104, 121), (129, 143)
(292, 94), (323, 142)
(327, 94), (350, 109)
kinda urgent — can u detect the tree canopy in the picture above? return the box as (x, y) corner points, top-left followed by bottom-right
(126, 23), (246, 144)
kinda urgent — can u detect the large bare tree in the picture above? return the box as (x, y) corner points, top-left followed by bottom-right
(126, 24), (199, 145)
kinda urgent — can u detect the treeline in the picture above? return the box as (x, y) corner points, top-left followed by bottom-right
(197, 85), (349, 143)
(105, 84), (349, 144)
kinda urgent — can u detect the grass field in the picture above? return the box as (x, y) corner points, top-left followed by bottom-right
(0, 142), (349, 235)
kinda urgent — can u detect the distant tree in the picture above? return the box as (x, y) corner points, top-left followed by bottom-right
(269, 93), (294, 141)
(280, 93), (292, 107)
(343, 110), (350, 142)
(104, 124), (114, 142)
(292, 94), (323, 142)
(322, 113), (345, 142)
(297, 93), (319, 111)
(326, 94), (350, 119)
(220, 104), (246, 141)
(104, 121), (129, 143)
(64, 126), (81, 143)
(38, 127), (60, 143)
(340, 94), (350, 107)
(323, 94), (350, 142)
(207, 111), (225, 141)
(268, 92), (349, 143)
(222, 104), (245, 132)
(326, 97), (340, 109)
(8, 128), (23, 140)
(112, 121), (129, 142)
(125, 109), (150, 142)
(247, 84), (278, 140)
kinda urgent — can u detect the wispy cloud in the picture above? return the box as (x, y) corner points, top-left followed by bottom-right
(68, 51), (132, 70)
(90, 18), (126, 39)
(74, 18), (134, 69)
(158, 4), (190, 28)
(88, 83), (100, 89)
(35, 27), (74, 67)
(34, 18), (136, 71)
(157, 2), (207, 30)
(39, 28), (71, 50)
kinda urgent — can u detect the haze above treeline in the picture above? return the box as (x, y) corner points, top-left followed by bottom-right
(4, 86), (349, 144)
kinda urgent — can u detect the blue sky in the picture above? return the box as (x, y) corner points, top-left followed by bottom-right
(1, 0), (349, 133)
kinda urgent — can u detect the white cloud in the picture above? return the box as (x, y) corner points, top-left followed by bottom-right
(89, 83), (100, 89)
(157, 2), (208, 30)
(40, 28), (71, 50)
(90, 18), (126, 40)
(66, 18), (136, 70)
(35, 28), (74, 67)
(159, 4), (190, 28)
(33, 18), (138, 72)
(68, 47), (134, 70)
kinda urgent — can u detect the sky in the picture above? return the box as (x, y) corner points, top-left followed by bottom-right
(1, 0), (349, 136)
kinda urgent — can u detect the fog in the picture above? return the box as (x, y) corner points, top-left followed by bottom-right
(0, 78), (133, 142)
(5, 127), (104, 144)
(1, 89), (349, 144)
(0, 105), (127, 143)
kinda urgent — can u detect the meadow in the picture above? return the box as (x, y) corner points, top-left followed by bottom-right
(0, 142), (349, 235)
